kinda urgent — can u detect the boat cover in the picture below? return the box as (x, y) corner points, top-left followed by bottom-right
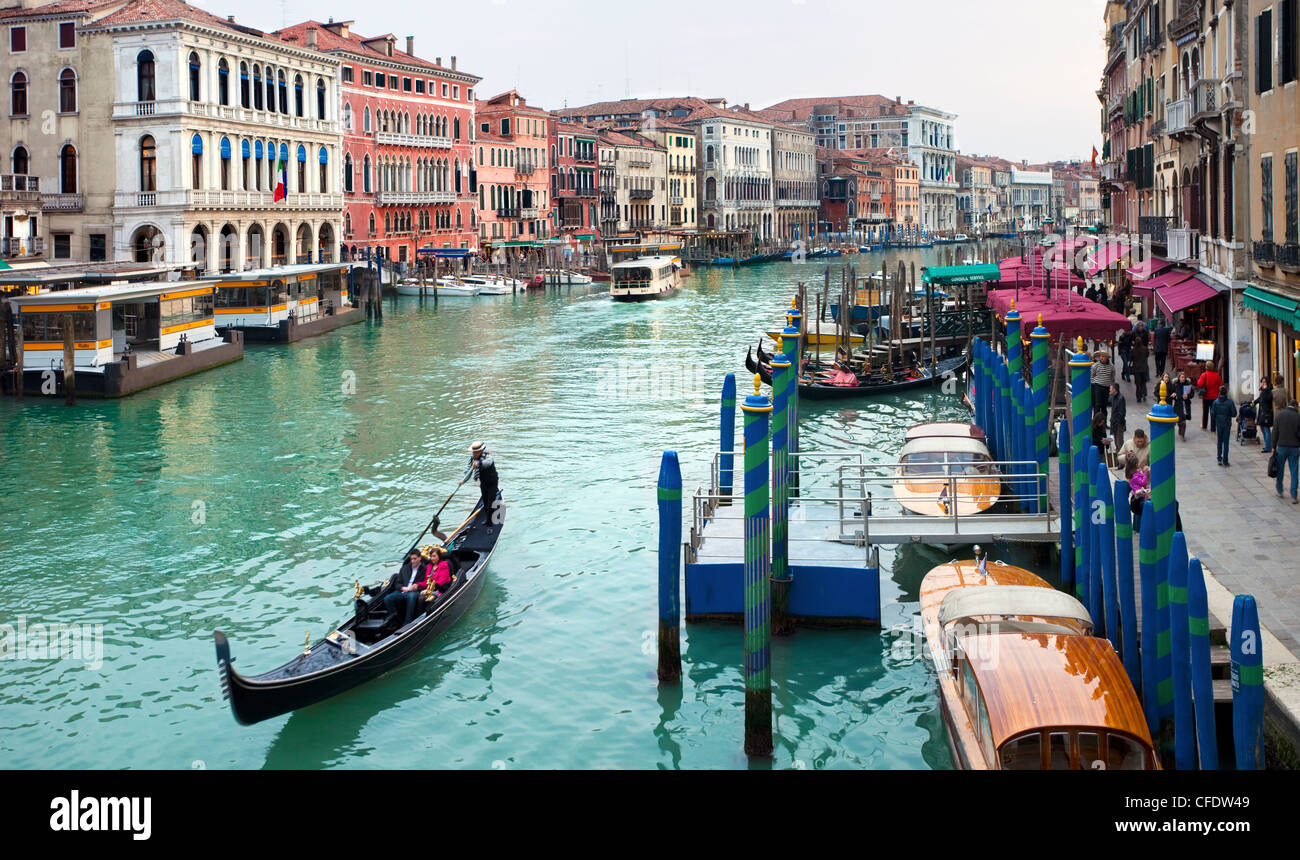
(938, 585), (1093, 630)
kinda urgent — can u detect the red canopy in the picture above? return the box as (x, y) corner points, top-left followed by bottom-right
(1127, 256), (1172, 282)
(1131, 268), (1193, 297)
(987, 288), (1132, 342)
(1086, 240), (1131, 275)
(1156, 275), (1219, 317)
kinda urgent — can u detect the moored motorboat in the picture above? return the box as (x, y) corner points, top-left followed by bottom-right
(894, 421), (1001, 516)
(214, 492), (504, 725)
(920, 555), (1158, 769)
(435, 277), (481, 297)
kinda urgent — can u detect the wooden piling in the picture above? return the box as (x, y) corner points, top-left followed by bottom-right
(657, 451), (682, 684)
(741, 374), (773, 757)
(1186, 556), (1219, 769)
(1114, 478), (1140, 689)
(719, 373), (736, 504)
(62, 327), (75, 406)
(1169, 532), (1194, 770)
(1230, 594), (1264, 769)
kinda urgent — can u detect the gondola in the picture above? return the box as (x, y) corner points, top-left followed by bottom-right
(746, 344), (967, 400)
(214, 491), (504, 725)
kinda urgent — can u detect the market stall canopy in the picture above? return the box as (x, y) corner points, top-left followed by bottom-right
(1086, 240), (1131, 275)
(1156, 274), (1219, 318)
(987, 288), (1132, 341)
(921, 263), (1001, 285)
(1127, 256), (1172, 282)
(1130, 268), (1193, 297)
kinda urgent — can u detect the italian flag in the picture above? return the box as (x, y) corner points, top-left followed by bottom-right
(274, 151), (287, 202)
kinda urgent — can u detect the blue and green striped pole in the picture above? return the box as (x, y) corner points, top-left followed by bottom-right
(1148, 382), (1178, 722)
(1006, 305), (1023, 496)
(1069, 341), (1092, 602)
(719, 373), (736, 504)
(657, 451), (682, 683)
(1057, 418), (1074, 592)
(1169, 532), (1194, 769)
(973, 338), (985, 430)
(1096, 465), (1119, 654)
(741, 373), (773, 757)
(1031, 317), (1050, 513)
(1187, 556), (1218, 769)
(1020, 382), (1034, 511)
(1087, 445), (1103, 636)
(1114, 479), (1139, 689)
(998, 360), (1012, 467)
(1005, 302), (1022, 379)
(782, 318), (801, 497)
(1230, 594), (1264, 769)
(1139, 498), (1158, 736)
(770, 350), (793, 636)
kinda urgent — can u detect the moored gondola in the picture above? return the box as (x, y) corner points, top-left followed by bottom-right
(746, 344), (967, 400)
(214, 491), (504, 725)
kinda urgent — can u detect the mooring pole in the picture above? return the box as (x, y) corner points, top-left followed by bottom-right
(657, 451), (682, 684)
(1057, 418), (1074, 592)
(1096, 464), (1119, 654)
(770, 349), (793, 637)
(972, 338), (985, 431)
(1068, 339), (1093, 602)
(1168, 532), (1194, 770)
(741, 374), (773, 757)
(1031, 316), (1050, 514)
(1230, 594), (1264, 769)
(783, 308), (801, 497)
(1148, 382), (1178, 725)
(1086, 445), (1102, 637)
(1139, 498), (1159, 737)
(62, 327), (75, 406)
(1114, 479), (1140, 689)
(1186, 556), (1219, 769)
(719, 373), (736, 504)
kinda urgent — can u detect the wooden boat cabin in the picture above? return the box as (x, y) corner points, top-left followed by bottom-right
(920, 559), (1158, 770)
(213, 263), (361, 342)
(895, 429), (1000, 517)
(8, 280), (242, 397)
(610, 255), (681, 302)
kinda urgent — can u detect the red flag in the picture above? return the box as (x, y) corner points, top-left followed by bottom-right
(1090, 145), (1098, 167)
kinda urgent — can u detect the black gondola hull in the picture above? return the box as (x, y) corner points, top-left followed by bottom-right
(746, 347), (968, 400)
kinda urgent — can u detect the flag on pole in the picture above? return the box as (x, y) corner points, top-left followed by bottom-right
(274, 150), (288, 202)
(1090, 145), (1099, 167)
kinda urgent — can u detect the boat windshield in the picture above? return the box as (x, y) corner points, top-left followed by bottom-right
(613, 267), (652, 286)
(902, 451), (994, 476)
(1000, 730), (1154, 770)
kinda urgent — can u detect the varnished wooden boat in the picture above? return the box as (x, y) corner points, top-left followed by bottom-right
(747, 346), (967, 401)
(214, 492), (503, 725)
(920, 558), (1158, 770)
(766, 329), (864, 347)
(894, 422), (1001, 516)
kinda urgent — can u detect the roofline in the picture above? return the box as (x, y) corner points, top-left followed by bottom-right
(82, 17), (341, 66)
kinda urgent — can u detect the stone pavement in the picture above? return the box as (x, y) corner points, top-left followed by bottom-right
(1105, 352), (1300, 661)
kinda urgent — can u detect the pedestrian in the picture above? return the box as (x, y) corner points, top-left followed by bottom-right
(1109, 382), (1126, 450)
(1274, 399), (1300, 504)
(1272, 372), (1287, 421)
(1091, 351), (1114, 418)
(1255, 375), (1276, 454)
(1210, 385), (1237, 467)
(1152, 318), (1173, 377)
(1131, 336), (1150, 403)
(1196, 360), (1222, 430)
(1174, 370), (1194, 440)
(1118, 327), (1134, 381)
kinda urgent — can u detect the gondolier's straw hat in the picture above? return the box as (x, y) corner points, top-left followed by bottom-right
(470, 441), (486, 454)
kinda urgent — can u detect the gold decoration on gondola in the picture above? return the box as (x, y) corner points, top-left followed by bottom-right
(302, 630), (311, 655)
(353, 579), (363, 600)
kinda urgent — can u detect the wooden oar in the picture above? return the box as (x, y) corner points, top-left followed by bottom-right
(404, 480), (465, 555)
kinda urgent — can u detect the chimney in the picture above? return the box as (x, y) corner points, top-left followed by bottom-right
(227, 14), (235, 22)
(406, 36), (414, 56)
(306, 28), (317, 49)
(436, 57), (442, 66)
(451, 56), (457, 71)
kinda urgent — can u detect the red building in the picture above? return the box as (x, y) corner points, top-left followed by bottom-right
(551, 121), (601, 250)
(276, 20), (481, 267)
(474, 91), (553, 258)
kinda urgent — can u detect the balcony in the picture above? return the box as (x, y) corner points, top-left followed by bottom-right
(42, 193), (83, 211)
(375, 130), (453, 149)
(1253, 241), (1276, 267)
(576, 186), (598, 197)
(1190, 78), (1219, 122)
(670, 195), (684, 206)
(627, 158), (653, 169)
(1100, 162), (1122, 183)
(629, 188), (654, 200)
(1165, 97), (1192, 137)
(115, 189), (344, 211)
(1139, 215), (1171, 248)
(376, 190), (456, 205)
(1279, 243), (1300, 273)
(0, 173), (40, 203)
(628, 219), (657, 230)
(1167, 227), (1200, 263)
(2, 236), (43, 255)
(519, 207), (539, 219)
(515, 161), (537, 176)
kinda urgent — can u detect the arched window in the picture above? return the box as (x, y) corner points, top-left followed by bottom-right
(11, 145), (28, 174)
(319, 147), (328, 192)
(368, 212), (375, 234)
(316, 78), (326, 120)
(293, 74), (303, 117)
(191, 133), (203, 190)
(137, 50), (155, 102)
(344, 153), (353, 193)
(363, 106), (371, 132)
(59, 68), (76, 113)
(344, 212), (352, 236)
(10, 70), (26, 115)
(239, 61), (249, 108)
(297, 144), (306, 192)
(219, 137), (231, 190)
(188, 51), (201, 101)
(454, 116), (460, 140)
(58, 144), (77, 193)
(277, 70), (287, 114)
(343, 102), (352, 131)
(218, 59), (229, 106)
(363, 155), (371, 193)
(140, 135), (156, 192)
(252, 65), (263, 109)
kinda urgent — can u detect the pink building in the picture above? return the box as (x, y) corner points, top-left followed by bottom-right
(474, 91), (552, 259)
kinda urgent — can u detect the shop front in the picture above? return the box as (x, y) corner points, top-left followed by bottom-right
(1244, 284), (1300, 405)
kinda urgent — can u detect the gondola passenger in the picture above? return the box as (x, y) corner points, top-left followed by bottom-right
(425, 545), (455, 600)
(829, 362), (859, 387)
(384, 547), (432, 627)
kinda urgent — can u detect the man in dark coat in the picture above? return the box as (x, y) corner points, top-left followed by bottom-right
(466, 441), (500, 519)
(1109, 383), (1127, 450)
(1275, 400), (1300, 503)
(1210, 385), (1238, 467)
(1152, 320), (1173, 377)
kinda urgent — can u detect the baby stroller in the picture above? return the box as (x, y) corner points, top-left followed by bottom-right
(1237, 400), (1258, 445)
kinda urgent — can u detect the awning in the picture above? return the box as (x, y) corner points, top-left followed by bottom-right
(1243, 285), (1300, 327)
(418, 248), (471, 258)
(1131, 268), (1193, 297)
(1156, 274), (1220, 317)
(1127, 255), (1172, 282)
(1086, 240), (1130, 275)
(922, 263), (1002, 285)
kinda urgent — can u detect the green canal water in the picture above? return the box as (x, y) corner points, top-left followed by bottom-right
(0, 252), (1048, 769)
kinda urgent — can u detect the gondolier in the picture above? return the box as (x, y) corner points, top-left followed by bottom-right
(465, 441), (500, 516)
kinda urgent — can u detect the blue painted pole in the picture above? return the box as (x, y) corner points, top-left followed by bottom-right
(657, 451), (682, 684)
(1069, 341), (1093, 602)
(1031, 317), (1051, 513)
(1087, 445), (1102, 637)
(1057, 418), (1074, 592)
(1148, 383), (1178, 722)
(1186, 556), (1219, 769)
(1139, 499), (1158, 736)
(1169, 532), (1194, 770)
(719, 374), (736, 504)
(741, 374), (773, 757)
(1230, 594), (1264, 769)
(1114, 479), (1139, 689)
(782, 316), (801, 497)
(972, 338), (984, 430)
(998, 360), (1012, 466)
(770, 350), (793, 636)
(1096, 466), (1119, 654)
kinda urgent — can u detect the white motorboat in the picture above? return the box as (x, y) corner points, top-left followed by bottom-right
(543, 269), (593, 285)
(435, 278), (481, 297)
(395, 279), (432, 296)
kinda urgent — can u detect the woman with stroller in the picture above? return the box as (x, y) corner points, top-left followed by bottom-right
(1256, 375), (1276, 454)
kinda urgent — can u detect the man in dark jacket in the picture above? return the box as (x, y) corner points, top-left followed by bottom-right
(1210, 385), (1238, 467)
(466, 441), (500, 519)
(1118, 328), (1134, 381)
(1152, 321), (1173, 377)
(1109, 383), (1127, 450)
(1130, 336), (1150, 403)
(1274, 400), (1300, 503)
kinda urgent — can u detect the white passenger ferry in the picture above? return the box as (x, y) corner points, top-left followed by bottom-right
(609, 255), (681, 302)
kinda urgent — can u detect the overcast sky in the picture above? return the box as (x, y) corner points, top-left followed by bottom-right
(212, 0), (1108, 163)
